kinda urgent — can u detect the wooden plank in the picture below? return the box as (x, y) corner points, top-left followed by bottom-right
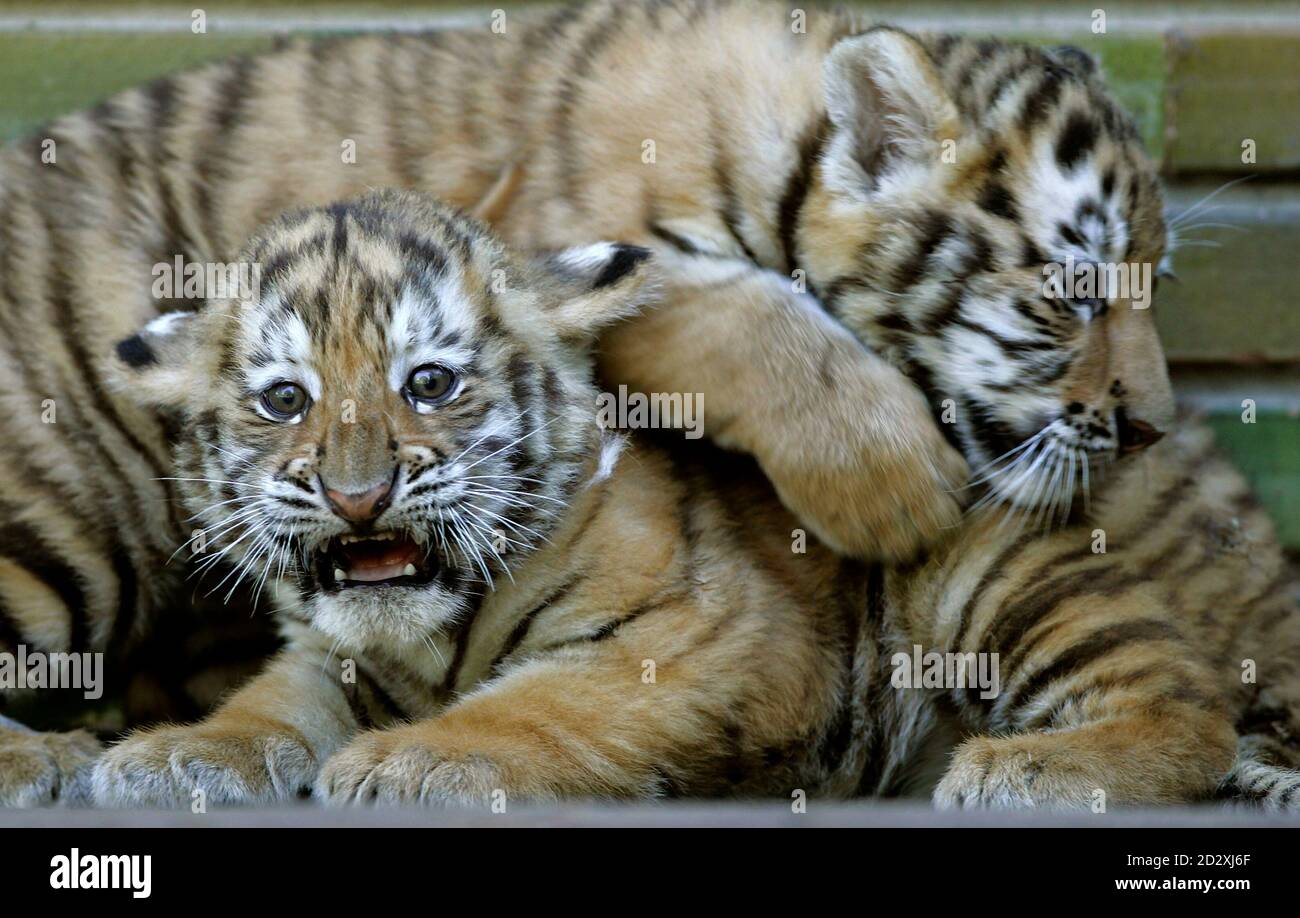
(0, 32), (273, 140)
(1165, 31), (1300, 173)
(1158, 183), (1300, 365)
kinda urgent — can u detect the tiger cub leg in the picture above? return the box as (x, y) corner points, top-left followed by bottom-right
(91, 639), (356, 807)
(935, 705), (1237, 809)
(318, 653), (750, 806)
(933, 595), (1237, 809)
(598, 260), (968, 563)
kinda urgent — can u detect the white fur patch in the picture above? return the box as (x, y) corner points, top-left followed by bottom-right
(588, 430), (628, 487)
(143, 310), (193, 338)
(386, 283), (477, 398)
(553, 242), (619, 274)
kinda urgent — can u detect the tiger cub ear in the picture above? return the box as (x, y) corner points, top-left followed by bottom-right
(822, 26), (961, 199)
(110, 310), (203, 408)
(538, 243), (657, 341)
(1050, 45), (1101, 78)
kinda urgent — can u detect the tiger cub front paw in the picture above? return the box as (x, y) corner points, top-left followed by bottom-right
(758, 367), (968, 563)
(316, 728), (503, 808)
(933, 736), (1100, 810)
(91, 724), (317, 808)
(0, 726), (101, 807)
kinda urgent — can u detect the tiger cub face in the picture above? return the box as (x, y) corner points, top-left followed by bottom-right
(115, 190), (651, 648)
(808, 28), (1174, 521)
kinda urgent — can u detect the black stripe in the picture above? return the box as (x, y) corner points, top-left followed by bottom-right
(777, 116), (830, 276)
(342, 679), (373, 730)
(328, 201), (350, 254)
(961, 396), (1023, 468)
(815, 559), (874, 782)
(979, 566), (1113, 663)
(0, 520), (89, 652)
(1018, 72), (1063, 131)
(0, 189), (98, 523)
(193, 56), (257, 230)
(1055, 111), (1098, 172)
(951, 316), (1053, 354)
(105, 547), (140, 661)
(438, 611), (476, 696)
(379, 37), (423, 191)
(574, 598), (664, 644)
(854, 562), (890, 795)
(950, 532), (1038, 652)
(592, 244), (650, 289)
(709, 119), (759, 263)
(552, 2), (626, 206)
(894, 210), (954, 290)
(1002, 618), (1183, 717)
(42, 202), (172, 490)
(540, 593), (679, 652)
(930, 33), (959, 65)
(951, 46), (991, 111)
(490, 573), (585, 674)
(395, 230), (450, 277)
(649, 223), (703, 256)
(144, 75), (205, 273)
(505, 351), (544, 474)
(991, 462), (1213, 681)
(349, 664), (407, 727)
(983, 59), (1035, 112)
(976, 181), (1019, 222)
(87, 99), (137, 218)
(919, 283), (965, 336)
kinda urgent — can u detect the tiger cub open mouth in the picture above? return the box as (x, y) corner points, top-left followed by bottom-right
(312, 531), (436, 591)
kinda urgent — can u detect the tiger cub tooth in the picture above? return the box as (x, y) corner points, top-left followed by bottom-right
(402, 564), (417, 577)
(334, 568), (346, 581)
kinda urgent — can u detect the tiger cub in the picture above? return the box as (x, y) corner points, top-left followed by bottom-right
(1, 0), (977, 802)
(467, 1), (1300, 806)
(89, 192), (1300, 811)
(2, 0), (1296, 808)
(89, 191), (878, 805)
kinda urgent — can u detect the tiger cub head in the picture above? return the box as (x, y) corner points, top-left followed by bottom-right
(804, 27), (1173, 522)
(115, 190), (652, 648)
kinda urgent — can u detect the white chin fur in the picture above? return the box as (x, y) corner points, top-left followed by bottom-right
(308, 585), (465, 649)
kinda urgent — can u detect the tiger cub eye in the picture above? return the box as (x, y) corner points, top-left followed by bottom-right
(406, 364), (456, 403)
(261, 381), (309, 419)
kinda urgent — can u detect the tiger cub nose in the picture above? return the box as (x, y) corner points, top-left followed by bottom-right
(1115, 408), (1165, 454)
(323, 479), (393, 524)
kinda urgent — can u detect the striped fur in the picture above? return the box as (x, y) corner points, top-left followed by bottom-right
(90, 193), (904, 805)
(87, 194), (1300, 810)
(0, 0), (974, 803)
(0, 0), (1294, 808)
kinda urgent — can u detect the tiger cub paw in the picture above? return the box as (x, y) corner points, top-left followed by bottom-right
(934, 736), (1100, 810)
(0, 725), (101, 807)
(91, 725), (317, 808)
(759, 377), (968, 562)
(316, 728), (503, 808)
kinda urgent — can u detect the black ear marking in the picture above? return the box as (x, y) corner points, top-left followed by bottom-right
(1051, 45), (1100, 78)
(116, 334), (157, 369)
(592, 245), (651, 289)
